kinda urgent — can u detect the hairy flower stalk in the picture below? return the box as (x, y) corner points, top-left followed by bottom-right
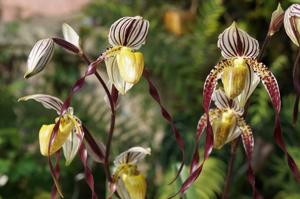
(284, 4), (300, 123)
(176, 21), (300, 199)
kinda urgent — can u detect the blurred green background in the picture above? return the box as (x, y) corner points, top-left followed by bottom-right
(1, 0), (300, 198)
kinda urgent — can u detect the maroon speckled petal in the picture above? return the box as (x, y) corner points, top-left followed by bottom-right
(203, 60), (230, 112)
(190, 113), (207, 174)
(175, 110), (220, 197)
(250, 59), (300, 183)
(249, 59), (281, 113)
(239, 119), (261, 199)
(274, 116), (300, 182)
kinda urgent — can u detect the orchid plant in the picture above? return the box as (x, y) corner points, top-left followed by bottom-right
(18, 3), (300, 199)
(19, 16), (185, 199)
(284, 4), (300, 123)
(175, 6), (300, 199)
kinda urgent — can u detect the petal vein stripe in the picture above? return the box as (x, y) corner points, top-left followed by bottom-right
(108, 16), (149, 49)
(217, 22), (259, 59)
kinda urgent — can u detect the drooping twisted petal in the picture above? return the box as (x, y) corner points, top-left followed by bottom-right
(105, 54), (134, 95)
(203, 60), (229, 112)
(82, 125), (106, 163)
(25, 38), (54, 78)
(108, 16), (149, 49)
(217, 22), (259, 59)
(284, 4), (300, 46)
(79, 143), (98, 199)
(177, 109), (220, 196)
(249, 58), (300, 182)
(114, 146), (151, 167)
(248, 59), (281, 113)
(239, 118), (260, 199)
(143, 68), (185, 183)
(18, 94), (63, 115)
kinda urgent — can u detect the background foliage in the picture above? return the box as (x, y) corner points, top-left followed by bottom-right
(1, 0), (300, 198)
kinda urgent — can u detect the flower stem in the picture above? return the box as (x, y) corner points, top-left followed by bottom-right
(257, 35), (271, 61)
(79, 52), (115, 182)
(222, 138), (239, 199)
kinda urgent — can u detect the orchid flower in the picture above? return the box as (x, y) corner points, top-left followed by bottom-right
(284, 3), (300, 122)
(112, 147), (151, 199)
(105, 16), (149, 94)
(177, 22), (300, 198)
(196, 89), (259, 196)
(18, 94), (83, 165)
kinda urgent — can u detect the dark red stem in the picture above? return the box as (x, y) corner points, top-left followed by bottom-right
(222, 138), (239, 199)
(79, 52), (115, 182)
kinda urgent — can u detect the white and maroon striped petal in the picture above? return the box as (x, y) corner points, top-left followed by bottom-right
(203, 60), (231, 112)
(113, 147), (151, 167)
(249, 59), (281, 113)
(284, 4), (300, 46)
(212, 89), (244, 115)
(212, 89), (230, 109)
(217, 22), (259, 59)
(18, 94), (63, 115)
(108, 16), (150, 49)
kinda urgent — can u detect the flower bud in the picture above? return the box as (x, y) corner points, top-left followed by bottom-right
(268, 3), (284, 36)
(212, 109), (237, 149)
(284, 4), (300, 46)
(222, 58), (248, 99)
(25, 38), (54, 78)
(117, 47), (144, 84)
(39, 116), (74, 156)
